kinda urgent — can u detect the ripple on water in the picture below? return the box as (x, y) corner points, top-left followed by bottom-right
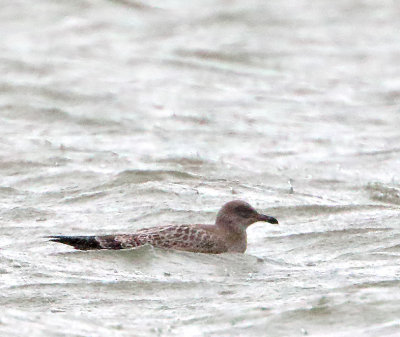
(0, 207), (50, 222)
(272, 203), (392, 219)
(366, 182), (400, 205)
(108, 169), (200, 186)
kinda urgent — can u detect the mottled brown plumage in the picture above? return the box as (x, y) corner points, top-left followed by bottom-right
(49, 200), (278, 254)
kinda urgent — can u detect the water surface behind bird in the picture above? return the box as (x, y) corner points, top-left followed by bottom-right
(1, 0), (400, 336)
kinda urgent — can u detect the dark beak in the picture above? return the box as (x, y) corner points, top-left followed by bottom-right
(257, 214), (279, 224)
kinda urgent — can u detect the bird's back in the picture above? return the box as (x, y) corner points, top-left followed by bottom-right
(49, 224), (230, 254)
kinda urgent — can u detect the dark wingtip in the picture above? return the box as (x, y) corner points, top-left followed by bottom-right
(48, 235), (102, 250)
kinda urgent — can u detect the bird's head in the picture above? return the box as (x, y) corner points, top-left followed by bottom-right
(215, 200), (278, 232)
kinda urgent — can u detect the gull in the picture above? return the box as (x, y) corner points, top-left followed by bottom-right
(48, 200), (278, 254)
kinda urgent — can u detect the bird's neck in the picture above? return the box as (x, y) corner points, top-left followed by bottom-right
(216, 220), (247, 241)
(219, 224), (247, 253)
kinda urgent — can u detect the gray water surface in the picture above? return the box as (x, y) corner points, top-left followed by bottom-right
(1, 0), (400, 336)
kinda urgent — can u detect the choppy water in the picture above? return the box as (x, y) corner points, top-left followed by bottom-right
(1, 0), (400, 336)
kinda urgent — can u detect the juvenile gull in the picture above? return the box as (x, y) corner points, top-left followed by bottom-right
(48, 200), (278, 254)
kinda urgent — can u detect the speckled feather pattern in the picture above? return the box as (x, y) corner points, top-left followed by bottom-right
(96, 225), (228, 254)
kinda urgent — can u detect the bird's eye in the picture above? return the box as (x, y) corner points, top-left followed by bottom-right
(235, 205), (254, 218)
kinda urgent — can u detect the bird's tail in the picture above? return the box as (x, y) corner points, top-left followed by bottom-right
(48, 235), (102, 250)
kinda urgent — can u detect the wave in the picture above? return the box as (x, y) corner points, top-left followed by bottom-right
(366, 182), (400, 205)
